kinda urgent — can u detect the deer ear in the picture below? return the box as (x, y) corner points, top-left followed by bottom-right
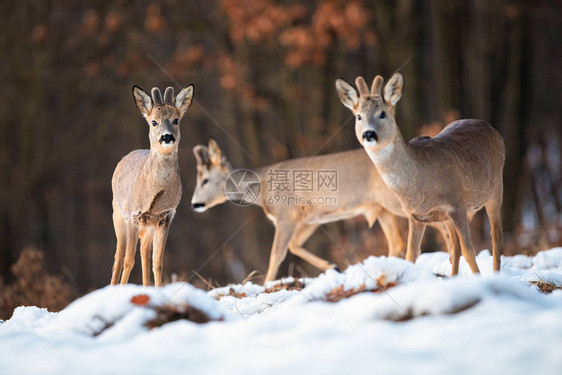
(208, 138), (223, 165)
(193, 145), (209, 166)
(383, 72), (404, 106)
(175, 84), (194, 118)
(335, 78), (359, 111)
(132, 86), (153, 117)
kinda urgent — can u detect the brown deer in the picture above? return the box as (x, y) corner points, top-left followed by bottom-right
(191, 139), (450, 283)
(110, 84), (194, 286)
(336, 72), (505, 275)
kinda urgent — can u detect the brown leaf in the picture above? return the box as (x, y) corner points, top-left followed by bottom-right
(130, 294), (151, 306)
(264, 279), (306, 293)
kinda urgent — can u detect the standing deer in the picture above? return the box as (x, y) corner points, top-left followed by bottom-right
(191, 139), (450, 283)
(110, 84), (194, 286)
(336, 72), (505, 275)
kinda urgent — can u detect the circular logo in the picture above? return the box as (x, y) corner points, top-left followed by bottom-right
(224, 168), (261, 206)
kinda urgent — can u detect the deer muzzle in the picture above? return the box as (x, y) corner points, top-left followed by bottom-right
(362, 130), (378, 143)
(192, 202), (206, 212)
(160, 133), (176, 147)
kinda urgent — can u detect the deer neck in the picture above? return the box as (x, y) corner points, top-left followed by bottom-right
(247, 166), (268, 209)
(146, 149), (179, 185)
(364, 132), (417, 196)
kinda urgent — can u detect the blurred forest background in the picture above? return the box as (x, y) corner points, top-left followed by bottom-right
(0, 0), (561, 317)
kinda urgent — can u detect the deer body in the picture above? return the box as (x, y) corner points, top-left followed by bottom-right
(374, 121), (502, 223)
(112, 149), (181, 219)
(110, 84), (194, 286)
(336, 73), (505, 275)
(191, 140), (449, 283)
(256, 148), (405, 224)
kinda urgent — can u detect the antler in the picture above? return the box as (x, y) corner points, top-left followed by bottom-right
(371, 75), (384, 96)
(355, 77), (370, 97)
(151, 88), (163, 106)
(164, 87), (174, 105)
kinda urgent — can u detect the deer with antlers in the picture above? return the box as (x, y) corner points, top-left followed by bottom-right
(336, 73), (505, 275)
(110, 84), (194, 286)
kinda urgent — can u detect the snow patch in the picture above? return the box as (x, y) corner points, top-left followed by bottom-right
(1, 249), (562, 374)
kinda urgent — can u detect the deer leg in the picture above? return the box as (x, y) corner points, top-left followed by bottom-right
(139, 225), (154, 286)
(485, 200), (504, 272)
(152, 211), (174, 287)
(120, 221), (139, 284)
(405, 217), (426, 264)
(444, 220), (461, 276)
(111, 209), (127, 285)
(451, 208), (480, 274)
(288, 224), (336, 271)
(377, 210), (406, 258)
(264, 221), (296, 283)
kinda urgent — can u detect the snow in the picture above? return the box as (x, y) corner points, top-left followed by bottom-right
(1, 249), (562, 375)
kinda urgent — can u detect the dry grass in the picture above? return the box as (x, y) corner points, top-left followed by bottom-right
(0, 247), (73, 320)
(389, 298), (481, 322)
(129, 294), (221, 329)
(227, 288), (248, 298)
(145, 303), (216, 328)
(529, 280), (562, 294)
(264, 279), (306, 293)
(325, 273), (397, 303)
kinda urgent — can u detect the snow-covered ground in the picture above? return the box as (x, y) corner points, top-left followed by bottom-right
(1, 249), (562, 375)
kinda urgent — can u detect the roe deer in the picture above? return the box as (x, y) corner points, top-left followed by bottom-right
(191, 139), (450, 283)
(336, 72), (505, 275)
(110, 84), (194, 286)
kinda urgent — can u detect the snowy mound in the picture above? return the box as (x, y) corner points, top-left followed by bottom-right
(3, 283), (223, 343)
(1, 249), (561, 374)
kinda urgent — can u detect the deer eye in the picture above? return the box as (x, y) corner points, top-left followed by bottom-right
(379, 111), (386, 119)
(173, 118), (179, 125)
(151, 120), (158, 126)
(357, 114), (362, 120)
(202, 178), (209, 186)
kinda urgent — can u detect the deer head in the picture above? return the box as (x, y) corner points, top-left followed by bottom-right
(132, 85), (194, 155)
(191, 139), (232, 212)
(336, 72), (404, 151)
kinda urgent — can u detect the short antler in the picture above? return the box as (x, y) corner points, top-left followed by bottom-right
(151, 88), (163, 106)
(164, 87), (174, 105)
(355, 77), (370, 97)
(371, 75), (384, 96)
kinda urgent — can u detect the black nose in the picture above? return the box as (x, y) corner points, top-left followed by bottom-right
(362, 130), (378, 142)
(160, 134), (175, 144)
(192, 203), (205, 209)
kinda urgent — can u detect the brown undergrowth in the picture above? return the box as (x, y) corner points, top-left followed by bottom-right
(530, 280), (562, 294)
(0, 248), (73, 320)
(264, 279), (306, 293)
(130, 294), (221, 329)
(217, 287), (247, 299)
(325, 273), (397, 303)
